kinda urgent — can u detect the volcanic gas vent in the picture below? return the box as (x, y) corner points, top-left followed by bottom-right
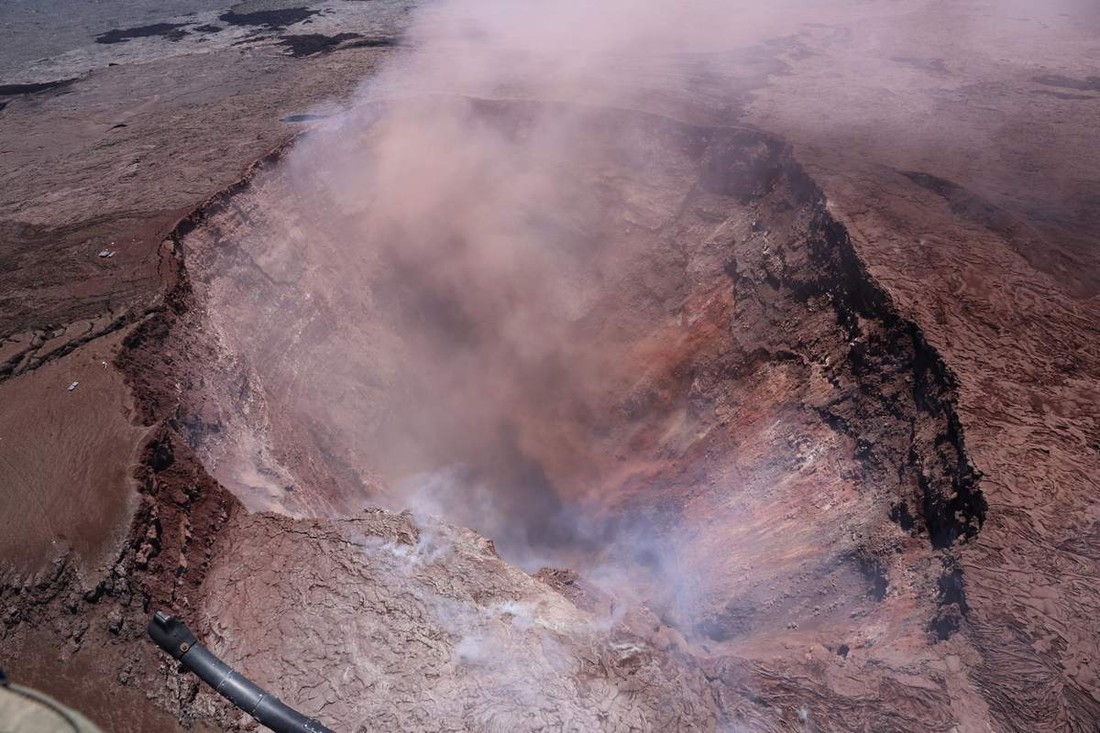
(168, 99), (981, 658)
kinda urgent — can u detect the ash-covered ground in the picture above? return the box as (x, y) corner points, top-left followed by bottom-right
(1, 1), (1098, 732)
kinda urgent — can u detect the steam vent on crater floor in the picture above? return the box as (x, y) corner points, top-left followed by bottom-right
(1, 1), (1099, 732)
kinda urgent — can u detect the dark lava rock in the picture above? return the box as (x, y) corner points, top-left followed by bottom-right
(96, 23), (189, 44)
(1033, 74), (1100, 92)
(0, 79), (77, 96)
(279, 33), (362, 58)
(218, 8), (318, 31)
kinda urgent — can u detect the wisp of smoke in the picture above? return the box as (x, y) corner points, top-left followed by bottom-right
(260, 0), (773, 625)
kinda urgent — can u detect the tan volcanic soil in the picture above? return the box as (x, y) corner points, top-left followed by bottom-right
(0, 6), (397, 575)
(0, 329), (148, 573)
(0, 6), (401, 730)
(1, 1), (1098, 732)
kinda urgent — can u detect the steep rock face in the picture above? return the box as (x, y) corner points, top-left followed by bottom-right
(816, 170), (1100, 732)
(716, 158), (985, 632)
(163, 100), (994, 729)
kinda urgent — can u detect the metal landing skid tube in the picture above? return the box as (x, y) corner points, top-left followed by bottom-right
(149, 612), (335, 733)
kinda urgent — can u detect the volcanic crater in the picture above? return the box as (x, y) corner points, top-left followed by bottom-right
(100, 98), (991, 729)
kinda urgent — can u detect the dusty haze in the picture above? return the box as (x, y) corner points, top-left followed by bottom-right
(187, 0), (1083, 618)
